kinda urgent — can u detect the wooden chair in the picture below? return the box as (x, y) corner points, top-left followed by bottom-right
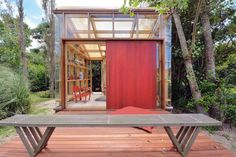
(72, 85), (91, 103)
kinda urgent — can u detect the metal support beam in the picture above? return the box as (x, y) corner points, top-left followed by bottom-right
(15, 127), (55, 157)
(164, 126), (201, 157)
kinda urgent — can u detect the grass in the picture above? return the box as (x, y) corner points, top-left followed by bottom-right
(30, 92), (51, 104)
(0, 92), (53, 142)
(0, 126), (15, 141)
(203, 126), (219, 134)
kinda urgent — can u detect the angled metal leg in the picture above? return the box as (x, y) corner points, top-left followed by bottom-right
(164, 126), (201, 157)
(15, 127), (35, 157)
(15, 127), (55, 157)
(35, 127), (43, 138)
(164, 126), (184, 155)
(22, 127), (37, 150)
(34, 127), (55, 155)
(28, 127), (40, 144)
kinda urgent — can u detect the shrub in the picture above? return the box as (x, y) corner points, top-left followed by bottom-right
(28, 51), (49, 92)
(28, 63), (49, 92)
(0, 65), (30, 119)
(36, 90), (50, 98)
(187, 79), (236, 126)
(224, 105), (236, 128)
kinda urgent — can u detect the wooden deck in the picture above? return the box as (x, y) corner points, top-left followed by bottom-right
(0, 111), (235, 157)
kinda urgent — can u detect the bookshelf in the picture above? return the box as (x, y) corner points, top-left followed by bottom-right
(66, 44), (92, 100)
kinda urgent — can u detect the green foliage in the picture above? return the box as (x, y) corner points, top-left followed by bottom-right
(28, 51), (49, 92)
(216, 51), (236, 86)
(121, 0), (189, 15)
(35, 90), (50, 99)
(0, 14), (31, 69)
(224, 105), (236, 127)
(203, 126), (218, 134)
(0, 16), (20, 68)
(187, 94), (217, 113)
(32, 22), (49, 51)
(187, 80), (236, 125)
(0, 65), (30, 120)
(29, 92), (51, 105)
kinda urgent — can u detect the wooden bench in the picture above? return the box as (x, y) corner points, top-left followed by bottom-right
(0, 114), (221, 157)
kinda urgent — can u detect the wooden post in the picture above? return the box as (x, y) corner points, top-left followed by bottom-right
(136, 13), (139, 38)
(90, 61), (93, 91)
(112, 12), (115, 38)
(160, 41), (166, 110)
(159, 14), (166, 110)
(88, 13), (91, 38)
(61, 40), (66, 109)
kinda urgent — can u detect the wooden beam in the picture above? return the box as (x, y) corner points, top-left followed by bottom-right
(63, 38), (164, 42)
(84, 49), (104, 52)
(130, 15), (137, 38)
(88, 13), (91, 38)
(67, 44), (89, 59)
(160, 41), (166, 110)
(112, 12), (115, 38)
(136, 13), (139, 38)
(89, 57), (104, 61)
(70, 30), (152, 34)
(63, 12), (65, 37)
(90, 16), (97, 38)
(93, 19), (134, 22)
(54, 7), (165, 14)
(61, 40), (66, 109)
(90, 61), (93, 91)
(149, 16), (160, 38)
(88, 14), (103, 58)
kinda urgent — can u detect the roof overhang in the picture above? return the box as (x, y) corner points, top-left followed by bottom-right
(54, 7), (160, 14)
(54, 7), (169, 60)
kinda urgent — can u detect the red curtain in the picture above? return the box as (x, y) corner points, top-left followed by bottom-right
(106, 41), (157, 109)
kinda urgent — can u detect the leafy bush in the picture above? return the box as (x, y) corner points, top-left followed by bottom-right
(187, 79), (236, 126)
(224, 105), (236, 127)
(0, 65), (30, 119)
(28, 51), (49, 92)
(28, 63), (48, 92)
(36, 90), (50, 98)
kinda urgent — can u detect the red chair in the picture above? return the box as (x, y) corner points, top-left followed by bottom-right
(72, 86), (91, 103)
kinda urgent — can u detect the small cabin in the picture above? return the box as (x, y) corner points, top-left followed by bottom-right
(54, 7), (172, 110)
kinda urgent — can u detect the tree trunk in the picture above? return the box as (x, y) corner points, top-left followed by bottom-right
(42, 0), (55, 98)
(200, 0), (220, 119)
(172, 11), (204, 113)
(200, 0), (216, 81)
(18, 0), (28, 80)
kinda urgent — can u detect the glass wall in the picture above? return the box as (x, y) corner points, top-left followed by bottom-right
(54, 14), (63, 103)
(64, 13), (159, 39)
(165, 17), (172, 106)
(54, 10), (172, 108)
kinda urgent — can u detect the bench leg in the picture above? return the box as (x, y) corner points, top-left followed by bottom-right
(15, 127), (55, 157)
(164, 126), (201, 157)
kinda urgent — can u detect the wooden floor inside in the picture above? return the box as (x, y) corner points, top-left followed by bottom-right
(0, 111), (235, 157)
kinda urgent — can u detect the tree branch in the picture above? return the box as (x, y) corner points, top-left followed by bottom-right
(189, 0), (202, 55)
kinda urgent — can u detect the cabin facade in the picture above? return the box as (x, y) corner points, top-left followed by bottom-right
(54, 7), (172, 110)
